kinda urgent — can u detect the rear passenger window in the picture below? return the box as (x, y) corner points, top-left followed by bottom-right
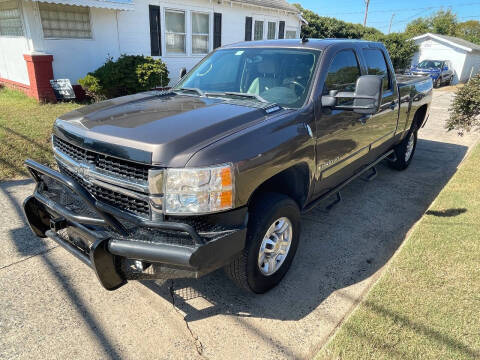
(324, 50), (361, 94)
(362, 49), (391, 92)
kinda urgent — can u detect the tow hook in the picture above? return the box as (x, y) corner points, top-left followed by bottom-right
(50, 217), (67, 232)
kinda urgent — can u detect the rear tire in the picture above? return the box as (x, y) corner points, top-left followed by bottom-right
(225, 193), (300, 293)
(388, 128), (418, 171)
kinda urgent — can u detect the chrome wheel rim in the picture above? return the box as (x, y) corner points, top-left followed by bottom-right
(405, 132), (415, 162)
(257, 217), (293, 276)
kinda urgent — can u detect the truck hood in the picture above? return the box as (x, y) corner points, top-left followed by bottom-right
(54, 91), (284, 167)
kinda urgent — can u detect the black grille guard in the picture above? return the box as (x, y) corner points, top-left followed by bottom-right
(25, 159), (205, 244)
(23, 159), (247, 290)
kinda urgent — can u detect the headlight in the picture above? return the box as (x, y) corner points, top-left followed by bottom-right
(163, 164), (234, 214)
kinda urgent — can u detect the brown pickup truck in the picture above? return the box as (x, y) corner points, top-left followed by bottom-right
(23, 39), (432, 293)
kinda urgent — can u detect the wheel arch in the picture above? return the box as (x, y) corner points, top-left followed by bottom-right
(247, 163), (311, 210)
(411, 104), (428, 131)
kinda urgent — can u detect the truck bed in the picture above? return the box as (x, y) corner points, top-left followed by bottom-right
(396, 74), (431, 86)
(396, 74), (433, 134)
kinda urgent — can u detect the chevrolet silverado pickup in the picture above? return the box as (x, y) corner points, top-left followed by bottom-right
(23, 39), (432, 293)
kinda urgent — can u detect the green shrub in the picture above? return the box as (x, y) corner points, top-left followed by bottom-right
(78, 55), (169, 100)
(78, 74), (103, 101)
(447, 73), (480, 135)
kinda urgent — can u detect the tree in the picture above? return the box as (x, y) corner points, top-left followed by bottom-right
(294, 4), (382, 39)
(405, 9), (457, 37)
(405, 18), (430, 38)
(447, 73), (480, 135)
(430, 9), (457, 35)
(294, 4), (417, 72)
(456, 20), (480, 45)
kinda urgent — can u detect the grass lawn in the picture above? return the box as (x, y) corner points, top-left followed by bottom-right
(0, 87), (81, 180)
(318, 143), (480, 360)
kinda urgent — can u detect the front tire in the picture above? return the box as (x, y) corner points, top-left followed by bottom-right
(388, 128), (418, 170)
(225, 193), (300, 293)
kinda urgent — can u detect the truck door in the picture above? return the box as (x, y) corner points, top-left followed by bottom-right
(360, 47), (398, 155)
(314, 49), (373, 196)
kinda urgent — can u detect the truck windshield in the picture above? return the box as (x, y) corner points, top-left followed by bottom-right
(417, 60), (442, 69)
(175, 48), (321, 108)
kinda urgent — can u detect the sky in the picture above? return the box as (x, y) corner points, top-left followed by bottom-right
(297, 0), (480, 34)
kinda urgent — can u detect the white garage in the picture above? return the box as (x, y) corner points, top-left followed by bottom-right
(411, 33), (480, 84)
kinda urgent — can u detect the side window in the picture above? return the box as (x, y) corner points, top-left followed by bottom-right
(362, 49), (391, 92)
(324, 50), (361, 94)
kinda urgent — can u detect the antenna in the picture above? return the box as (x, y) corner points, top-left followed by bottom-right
(301, 34), (309, 43)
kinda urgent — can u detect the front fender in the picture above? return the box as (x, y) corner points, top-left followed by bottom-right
(186, 109), (316, 208)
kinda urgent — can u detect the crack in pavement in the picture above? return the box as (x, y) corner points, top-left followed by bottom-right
(168, 279), (206, 358)
(0, 245), (58, 271)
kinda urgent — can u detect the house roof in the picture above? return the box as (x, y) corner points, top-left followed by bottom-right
(33, 0), (134, 10)
(231, 0), (299, 13)
(32, 0), (299, 13)
(412, 33), (480, 52)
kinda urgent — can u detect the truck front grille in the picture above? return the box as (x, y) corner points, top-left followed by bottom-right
(59, 164), (150, 217)
(53, 136), (149, 182)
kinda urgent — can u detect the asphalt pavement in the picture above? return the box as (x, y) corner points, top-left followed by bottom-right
(0, 90), (478, 360)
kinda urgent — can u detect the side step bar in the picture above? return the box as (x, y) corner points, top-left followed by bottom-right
(361, 166), (377, 182)
(303, 149), (394, 213)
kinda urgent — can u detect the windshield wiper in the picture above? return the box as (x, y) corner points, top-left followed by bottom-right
(174, 87), (205, 96)
(224, 92), (268, 103)
(205, 91), (268, 103)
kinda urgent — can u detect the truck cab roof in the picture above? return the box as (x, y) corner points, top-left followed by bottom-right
(222, 38), (384, 51)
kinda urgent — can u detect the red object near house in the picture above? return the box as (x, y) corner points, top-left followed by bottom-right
(0, 54), (56, 103)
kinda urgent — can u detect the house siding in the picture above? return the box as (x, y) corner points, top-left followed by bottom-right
(116, 0), (301, 84)
(0, 0), (30, 85)
(43, 7), (122, 83)
(461, 51), (480, 81)
(4, 0), (300, 90)
(0, 36), (30, 85)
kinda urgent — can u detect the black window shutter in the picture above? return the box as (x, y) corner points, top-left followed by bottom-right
(149, 5), (161, 56)
(278, 21), (285, 39)
(213, 12), (222, 49)
(245, 17), (252, 41)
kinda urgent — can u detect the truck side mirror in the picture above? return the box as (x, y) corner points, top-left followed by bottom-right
(321, 75), (383, 115)
(353, 75), (383, 114)
(179, 67), (187, 79)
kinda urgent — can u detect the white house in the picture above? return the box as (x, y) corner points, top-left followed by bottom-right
(411, 33), (480, 84)
(0, 0), (303, 101)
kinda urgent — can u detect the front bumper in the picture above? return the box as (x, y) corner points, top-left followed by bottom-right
(23, 159), (247, 290)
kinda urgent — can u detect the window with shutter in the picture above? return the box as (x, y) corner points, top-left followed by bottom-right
(286, 30), (297, 39)
(149, 5), (161, 56)
(245, 16), (252, 41)
(192, 12), (209, 54)
(254, 20), (263, 40)
(267, 21), (276, 40)
(165, 9), (186, 54)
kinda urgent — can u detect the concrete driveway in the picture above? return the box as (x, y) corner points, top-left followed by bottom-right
(1, 90), (478, 360)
